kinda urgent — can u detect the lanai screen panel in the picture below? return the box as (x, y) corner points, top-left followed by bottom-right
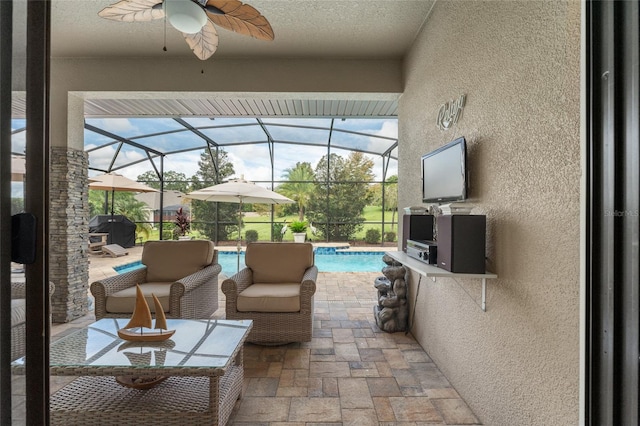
(133, 132), (208, 154)
(273, 143), (328, 179)
(196, 123), (268, 146)
(86, 118), (187, 139)
(263, 118), (332, 146)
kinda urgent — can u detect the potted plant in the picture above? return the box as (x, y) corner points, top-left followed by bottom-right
(174, 207), (191, 240)
(288, 220), (308, 243)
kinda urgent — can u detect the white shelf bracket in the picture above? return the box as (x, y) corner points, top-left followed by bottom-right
(481, 278), (487, 311)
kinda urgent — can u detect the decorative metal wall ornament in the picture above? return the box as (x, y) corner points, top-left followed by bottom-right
(436, 94), (466, 131)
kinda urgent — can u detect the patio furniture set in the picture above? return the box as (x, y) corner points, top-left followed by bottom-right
(9, 278), (55, 361)
(13, 240), (318, 425)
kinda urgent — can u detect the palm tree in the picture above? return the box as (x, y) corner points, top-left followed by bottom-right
(278, 162), (315, 221)
(113, 192), (152, 242)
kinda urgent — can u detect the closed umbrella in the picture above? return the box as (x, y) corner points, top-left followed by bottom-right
(186, 177), (294, 270)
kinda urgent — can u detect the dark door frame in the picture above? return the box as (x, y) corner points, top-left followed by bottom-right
(0, 0), (51, 423)
(585, 1), (639, 424)
(2, 1), (639, 424)
(24, 0), (52, 423)
(0, 2), (15, 422)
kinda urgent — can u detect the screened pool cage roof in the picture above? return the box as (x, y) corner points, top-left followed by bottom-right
(82, 116), (399, 182)
(11, 115), (398, 186)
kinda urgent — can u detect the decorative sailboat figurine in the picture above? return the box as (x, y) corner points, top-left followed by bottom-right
(117, 285), (176, 342)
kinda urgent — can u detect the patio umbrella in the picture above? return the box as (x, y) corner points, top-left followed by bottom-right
(11, 156), (26, 182)
(185, 178), (294, 270)
(89, 172), (159, 216)
(89, 173), (159, 244)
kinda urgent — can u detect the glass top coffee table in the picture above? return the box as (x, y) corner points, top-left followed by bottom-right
(16, 319), (252, 426)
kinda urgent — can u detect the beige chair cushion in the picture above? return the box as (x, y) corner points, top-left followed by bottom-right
(245, 242), (314, 283)
(142, 240), (215, 282)
(237, 283), (301, 312)
(106, 283), (171, 314)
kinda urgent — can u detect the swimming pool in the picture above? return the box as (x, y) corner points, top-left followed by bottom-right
(114, 247), (388, 275)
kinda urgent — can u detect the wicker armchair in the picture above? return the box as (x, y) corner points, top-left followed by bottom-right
(91, 240), (221, 320)
(11, 280), (55, 360)
(222, 242), (317, 345)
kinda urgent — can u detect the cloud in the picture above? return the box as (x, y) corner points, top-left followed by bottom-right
(366, 120), (398, 156)
(87, 145), (118, 172)
(85, 117), (398, 184)
(88, 118), (137, 133)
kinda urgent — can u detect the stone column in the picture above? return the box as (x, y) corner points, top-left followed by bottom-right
(49, 147), (90, 322)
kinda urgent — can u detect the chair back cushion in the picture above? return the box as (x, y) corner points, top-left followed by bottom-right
(142, 240), (215, 282)
(245, 242), (314, 283)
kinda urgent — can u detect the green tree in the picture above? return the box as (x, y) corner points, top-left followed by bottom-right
(369, 175), (398, 225)
(278, 162), (315, 220)
(384, 175), (398, 227)
(307, 152), (375, 241)
(190, 150), (236, 241)
(137, 170), (191, 193)
(88, 189), (109, 217)
(88, 190), (151, 240)
(11, 198), (24, 214)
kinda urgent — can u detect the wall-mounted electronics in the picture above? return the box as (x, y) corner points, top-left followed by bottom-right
(421, 137), (467, 204)
(437, 214), (485, 274)
(402, 214), (434, 252)
(406, 239), (438, 264)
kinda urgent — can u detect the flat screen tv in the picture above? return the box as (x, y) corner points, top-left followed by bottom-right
(421, 137), (467, 204)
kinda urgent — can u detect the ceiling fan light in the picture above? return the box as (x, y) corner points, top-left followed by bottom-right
(164, 0), (207, 34)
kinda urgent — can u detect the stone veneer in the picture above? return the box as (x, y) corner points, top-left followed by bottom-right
(49, 147), (89, 323)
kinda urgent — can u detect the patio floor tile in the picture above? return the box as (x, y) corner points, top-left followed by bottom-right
(32, 254), (482, 425)
(288, 397), (342, 422)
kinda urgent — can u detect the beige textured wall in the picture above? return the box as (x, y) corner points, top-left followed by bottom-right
(398, 1), (581, 425)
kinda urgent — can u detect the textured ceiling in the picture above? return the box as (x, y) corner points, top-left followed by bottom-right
(48, 0), (435, 59)
(13, 1), (435, 118)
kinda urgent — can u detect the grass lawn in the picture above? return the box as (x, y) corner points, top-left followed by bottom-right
(140, 206), (399, 243)
(231, 205), (398, 242)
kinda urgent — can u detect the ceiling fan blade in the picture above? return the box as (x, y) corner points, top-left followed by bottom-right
(182, 20), (219, 60)
(98, 0), (164, 22)
(205, 0), (274, 41)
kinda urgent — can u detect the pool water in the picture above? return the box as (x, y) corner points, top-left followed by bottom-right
(114, 247), (388, 275)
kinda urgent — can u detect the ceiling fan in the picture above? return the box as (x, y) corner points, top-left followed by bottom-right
(98, 0), (274, 60)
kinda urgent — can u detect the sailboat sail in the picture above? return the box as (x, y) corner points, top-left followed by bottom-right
(117, 284), (175, 342)
(122, 350), (152, 366)
(152, 294), (168, 331)
(123, 285), (153, 330)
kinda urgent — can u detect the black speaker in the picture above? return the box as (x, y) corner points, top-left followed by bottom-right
(402, 214), (434, 252)
(12, 213), (37, 264)
(436, 215), (485, 273)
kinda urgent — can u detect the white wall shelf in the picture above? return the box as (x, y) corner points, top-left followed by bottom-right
(385, 251), (497, 311)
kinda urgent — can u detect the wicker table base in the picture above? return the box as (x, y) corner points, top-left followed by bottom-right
(50, 366), (243, 426)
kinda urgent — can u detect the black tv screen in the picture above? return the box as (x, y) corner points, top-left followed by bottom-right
(421, 137), (467, 204)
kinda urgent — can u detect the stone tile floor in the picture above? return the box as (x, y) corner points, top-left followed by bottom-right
(229, 271), (480, 425)
(12, 245), (481, 425)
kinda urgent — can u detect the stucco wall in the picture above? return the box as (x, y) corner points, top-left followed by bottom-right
(398, 1), (581, 425)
